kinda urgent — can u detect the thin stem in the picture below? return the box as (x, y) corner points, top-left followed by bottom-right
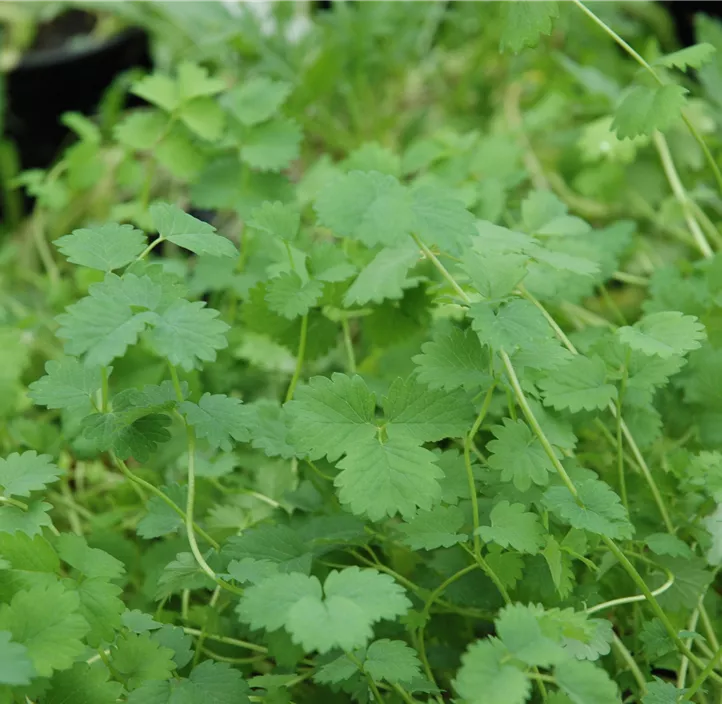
(500, 351), (580, 500)
(654, 132), (714, 259)
(341, 318), (356, 374)
(412, 233), (469, 303)
(346, 652), (385, 704)
(136, 236), (165, 261)
(603, 537), (722, 686)
(100, 366), (109, 413)
(684, 645), (722, 701)
(113, 455), (219, 550)
(612, 633), (647, 694)
(460, 544), (512, 604)
(679, 608), (701, 689)
(184, 428), (226, 586)
(168, 362), (185, 401)
(284, 241), (297, 272)
(418, 563), (478, 702)
(616, 350), (630, 512)
(32, 211), (60, 289)
(183, 628), (268, 654)
(467, 384), (496, 557)
(285, 314), (308, 403)
(585, 571), (674, 615)
(614, 271), (650, 287)
(0, 495), (28, 510)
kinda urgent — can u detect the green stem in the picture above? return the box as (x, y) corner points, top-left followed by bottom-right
(136, 236), (165, 261)
(411, 233), (469, 302)
(684, 644), (722, 700)
(585, 570), (674, 615)
(192, 587), (221, 668)
(285, 314), (308, 403)
(168, 362), (185, 401)
(182, 628), (268, 654)
(346, 652), (385, 704)
(0, 495), (28, 510)
(679, 608), (701, 689)
(571, 0), (722, 198)
(616, 351), (630, 512)
(418, 564), (478, 702)
(467, 385), (496, 557)
(32, 210), (60, 290)
(612, 634), (647, 695)
(341, 318), (356, 374)
(603, 537), (722, 685)
(113, 455), (219, 550)
(653, 132), (714, 259)
(461, 544), (512, 604)
(500, 351), (580, 501)
(100, 367), (109, 413)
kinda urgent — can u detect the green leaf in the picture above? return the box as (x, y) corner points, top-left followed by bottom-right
(222, 524), (312, 575)
(147, 299), (229, 371)
(151, 624), (194, 669)
(237, 567), (410, 653)
(150, 202), (237, 258)
(612, 85), (687, 139)
(487, 419), (555, 492)
(470, 299), (553, 353)
(181, 393), (252, 451)
(114, 109), (168, 150)
(364, 639), (423, 685)
(241, 119), (302, 171)
(286, 373), (378, 462)
(226, 77), (292, 126)
(56, 279), (157, 366)
(454, 639), (531, 704)
(122, 610), (163, 633)
(642, 678), (684, 704)
(412, 327), (491, 392)
(82, 388), (174, 462)
(0, 501), (53, 537)
(398, 505), (466, 550)
(132, 73), (179, 112)
(335, 436), (443, 520)
(46, 662), (123, 704)
(28, 357), (105, 412)
(463, 249), (528, 299)
(383, 377), (474, 443)
(645, 533), (693, 559)
(500, 1), (559, 53)
(343, 244), (421, 307)
(0, 582), (89, 677)
(265, 272), (323, 319)
(315, 171), (474, 253)
(315, 171), (412, 248)
(538, 355), (617, 413)
(496, 604), (566, 667)
(110, 632), (176, 690)
(543, 479), (634, 540)
(127, 660), (251, 704)
(73, 577), (125, 647)
(554, 660), (621, 704)
(617, 312), (706, 359)
(477, 501), (545, 554)
(56, 534), (125, 580)
(245, 401), (296, 459)
(654, 43), (716, 71)
(249, 201), (300, 241)
(137, 484), (187, 539)
(0, 631), (34, 686)
(156, 552), (215, 598)
(177, 62), (225, 100)
(55, 223), (147, 271)
(179, 97), (226, 141)
(0, 451), (62, 498)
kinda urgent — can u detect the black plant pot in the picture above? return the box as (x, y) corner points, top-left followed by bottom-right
(5, 19), (151, 172)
